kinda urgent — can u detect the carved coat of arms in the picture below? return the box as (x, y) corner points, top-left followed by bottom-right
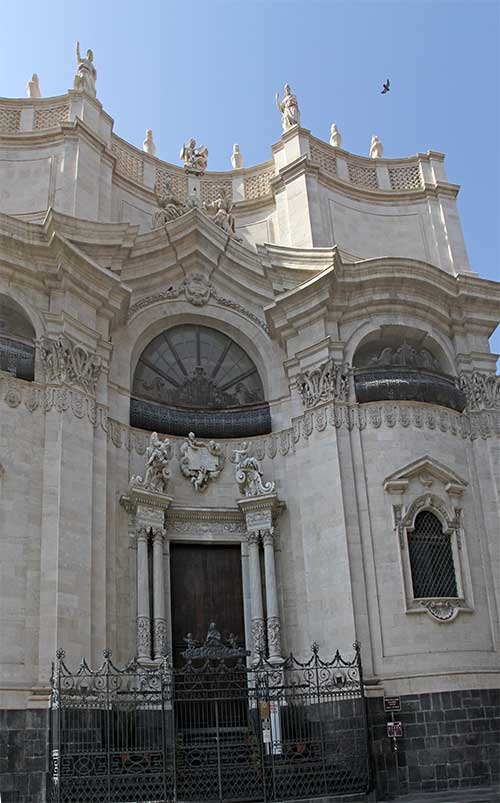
(180, 432), (224, 491)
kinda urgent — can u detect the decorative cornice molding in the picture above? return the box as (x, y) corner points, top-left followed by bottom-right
(1, 377), (500, 458)
(126, 276), (269, 334)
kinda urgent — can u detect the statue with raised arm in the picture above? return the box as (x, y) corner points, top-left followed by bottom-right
(180, 138), (208, 174)
(275, 83), (300, 132)
(130, 432), (171, 494)
(74, 41), (97, 97)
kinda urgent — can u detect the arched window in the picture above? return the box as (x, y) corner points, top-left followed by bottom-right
(0, 295), (35, 381)
(130, 324), (271, 438)
(408, 511), (458, 598)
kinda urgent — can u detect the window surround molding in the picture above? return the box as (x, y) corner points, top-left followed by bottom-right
(384, 456), (473, 623)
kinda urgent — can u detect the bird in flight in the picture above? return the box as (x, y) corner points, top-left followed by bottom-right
(381, 79), (390, 94)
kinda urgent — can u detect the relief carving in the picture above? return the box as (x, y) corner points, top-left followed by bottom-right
(420, 599), (459, 622)
(179, 432), (224, 491)
(232, 442), (275, 497)
(297, 359), (350, 408)
(251, 618), (266, 655)
(38, 335), (101, 394)
(458, 371), (500, 411)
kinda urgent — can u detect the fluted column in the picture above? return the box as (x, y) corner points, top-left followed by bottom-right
(247, 532), (266, 655)
(262, 527), (282, 659)
(136, 526), (151, 660)
(152, 527), (167, 659)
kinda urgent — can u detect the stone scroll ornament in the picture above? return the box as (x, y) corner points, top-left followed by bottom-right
(130, 432), (171, 494)
(179, 432), (224, 492)
(38, 335), (101, 394)
(296, 359), (351, 408)
(232, 442), (275, 497)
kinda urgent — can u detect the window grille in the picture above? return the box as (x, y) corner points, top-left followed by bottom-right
(408, 511), (457, 598)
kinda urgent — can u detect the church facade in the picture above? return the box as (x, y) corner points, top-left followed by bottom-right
(0, 64), (499, 803)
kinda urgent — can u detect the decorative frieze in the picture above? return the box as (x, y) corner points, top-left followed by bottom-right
(458, 370), (500, 411)
(296, 359), (351, 408)
(38, 335), (102, 394)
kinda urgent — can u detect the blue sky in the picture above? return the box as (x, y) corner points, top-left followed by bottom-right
(1, 0), (499, 357)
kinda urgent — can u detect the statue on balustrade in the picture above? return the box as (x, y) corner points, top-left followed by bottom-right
(180, 138), (208, 174)
(74, 41), (97, 97)
(26, 74), (41, 99)
(232, 442), (275, 497)
(204, 188), (241, 241)
(143, 129), (156, 157)
(275, 83), (300, 131)
(369, 134), (383, 159)
(329, 123), (342, 148)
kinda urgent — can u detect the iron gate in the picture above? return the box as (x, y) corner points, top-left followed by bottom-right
(49, 643), (370, 803)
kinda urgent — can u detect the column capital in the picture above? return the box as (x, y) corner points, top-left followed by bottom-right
(247, 531), (261, 546)
(152, 527), (166, 543)
(262, 527), (275, 547)
(238, 493), (284, 534)
(137, 526), (150, 543)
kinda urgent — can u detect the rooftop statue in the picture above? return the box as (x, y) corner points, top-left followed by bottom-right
(329, 123), (342, 148)
(231, 143), (243, 169)
(143, 129), (156, 157)
(26, 74), (41, 99)
(275, 83), (300, 132)
(74, 41), (97, 97)
(204, 188), (241, 241)
(152, 178), (188, 227)
(180, 138), (208, 175)
(369, 134), (383, 159)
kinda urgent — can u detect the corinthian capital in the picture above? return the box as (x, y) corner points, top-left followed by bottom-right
(38, 334), (102, 394)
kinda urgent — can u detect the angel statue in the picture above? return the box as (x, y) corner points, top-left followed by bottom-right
(74, 41), (97, 97)
(275, 83), (300, 132)
(152, 179), (188, 228)
(180, 138), (209, 175)
(130, 432), (171, 494)
(232, 442), (275, 498)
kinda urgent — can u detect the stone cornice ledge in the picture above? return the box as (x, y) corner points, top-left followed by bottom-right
(2, 375), (500, 451)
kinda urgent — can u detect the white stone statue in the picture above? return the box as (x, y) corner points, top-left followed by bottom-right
(180, 432), (224, 492)
(329, 123), (342, 148)
(231, 144), (243, 169)
(275, 83), (300, 132)
(152, 179), (188, 227)
(130, 432), (171, 494)
(143, 129), (156, 157)
(369, 134), (383, 159)
(232, 442), (275, 497)
(74, 41), (97, 97)
(204, 188), (241, 240)
(180, 138), (208, 174)
(26, 74), (41, 99)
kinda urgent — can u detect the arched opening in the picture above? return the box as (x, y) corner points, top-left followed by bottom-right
(0, 294), (35, 381)
(352, 326), (466, 411)
(130, 324), (271, 438)
(408, 511), (458, 599)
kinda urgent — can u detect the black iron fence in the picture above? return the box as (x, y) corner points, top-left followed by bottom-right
(49, 643), (370, 803)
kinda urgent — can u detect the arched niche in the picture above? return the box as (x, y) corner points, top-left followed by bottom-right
(351, 325), (466, 412)
(130, 323), (271, 439)
(0, 294), (36, 381)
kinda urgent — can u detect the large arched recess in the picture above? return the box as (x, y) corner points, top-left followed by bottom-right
(116, 301), (277, 439)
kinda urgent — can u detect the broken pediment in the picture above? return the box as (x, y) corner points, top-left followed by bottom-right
(383, 456), (467, 497)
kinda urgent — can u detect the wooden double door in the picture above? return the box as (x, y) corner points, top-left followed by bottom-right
(170, 543), (245, 665)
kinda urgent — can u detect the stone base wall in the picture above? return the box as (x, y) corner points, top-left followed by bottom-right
(0, 709), (48, 803)
(368, 688), (500, 797)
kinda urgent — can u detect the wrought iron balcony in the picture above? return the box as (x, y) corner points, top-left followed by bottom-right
(353, 367), (466, 412)
(130, 396), (272, 439)
(0, 336), (34, 381)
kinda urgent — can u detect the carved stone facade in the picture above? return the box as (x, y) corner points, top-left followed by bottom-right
(0, 79), (499, 800)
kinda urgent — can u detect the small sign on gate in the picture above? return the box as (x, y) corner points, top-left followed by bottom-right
(387, 721), (403, 738)
(383, 696), (401, 712)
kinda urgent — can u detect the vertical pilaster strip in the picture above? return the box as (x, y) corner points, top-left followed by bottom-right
(153, 528), (167, 659)
(262, 527), (282, 659)
(136, 526), (151, 660)
(247, 531), (266, 655)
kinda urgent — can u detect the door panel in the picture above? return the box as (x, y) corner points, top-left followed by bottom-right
(170, 543), (245, 663)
